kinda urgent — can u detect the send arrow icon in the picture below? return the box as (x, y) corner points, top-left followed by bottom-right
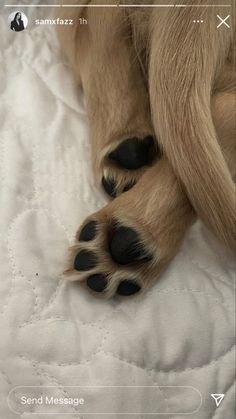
(211, 394), (225, 407)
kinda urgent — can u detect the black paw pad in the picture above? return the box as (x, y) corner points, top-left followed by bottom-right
(79, 221), (97, 242)
(117, 280), (141, 296)
(108, 136), (155, 170)
(74, 250), (98, 271)
(109, 226), (152, 265)
(87, 273), (108, 293)
(123, 180), (136, 193)
(102, 176), (117, 198)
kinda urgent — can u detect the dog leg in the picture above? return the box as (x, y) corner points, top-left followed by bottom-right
(58, 0), (160, 198)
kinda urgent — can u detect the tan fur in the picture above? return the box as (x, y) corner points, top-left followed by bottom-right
(58, 1), (236, 296)
(148, 0), (236, 248)
(58, 0), (156, 195)
(66, 158), (195, 297)
(65, 92), (234, 297)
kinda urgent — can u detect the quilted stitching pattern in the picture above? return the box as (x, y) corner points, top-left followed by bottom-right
(0, 2), (235, 418)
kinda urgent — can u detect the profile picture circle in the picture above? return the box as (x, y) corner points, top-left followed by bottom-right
(8, 11), (28, 32)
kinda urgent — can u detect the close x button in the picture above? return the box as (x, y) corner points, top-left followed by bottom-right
(217, 15), (230, 29)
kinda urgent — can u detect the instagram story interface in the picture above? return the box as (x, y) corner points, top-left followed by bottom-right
(1, 1), (235, 418)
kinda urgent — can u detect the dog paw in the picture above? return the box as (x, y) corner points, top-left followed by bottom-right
(100, 136), (160, 198)
(66, 214), (154, 297)
(65, 160), (195, 298)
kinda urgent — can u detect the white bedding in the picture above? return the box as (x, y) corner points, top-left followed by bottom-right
(0, 2), (235, 418)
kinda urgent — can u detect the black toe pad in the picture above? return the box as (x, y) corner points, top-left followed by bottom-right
(79, 221), (97, 242)
(87, 273), (108, 292)
(74, 250), (98, 271)
(108, 136), (155, 170)
(102, 176), (117, 198)
(117, 280), (141, 296)
(109, 226), (152, 265)
(123, 180), (136, 193)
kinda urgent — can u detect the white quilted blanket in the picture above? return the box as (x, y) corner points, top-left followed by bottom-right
(0, 3), (235, 419)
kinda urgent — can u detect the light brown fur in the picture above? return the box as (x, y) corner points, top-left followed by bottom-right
(58, 0), (235, 297)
